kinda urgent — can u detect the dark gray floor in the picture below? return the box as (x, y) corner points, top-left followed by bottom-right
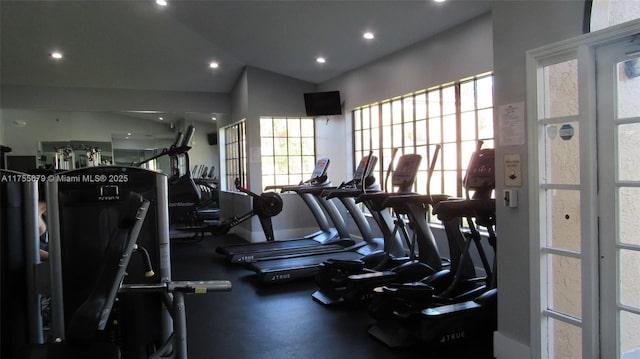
(170, 235), (494, 359)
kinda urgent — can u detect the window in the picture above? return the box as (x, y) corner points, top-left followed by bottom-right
(353, 73), (494, 199)
(260, 117), (316, 188)
(222, 121), (246, 191)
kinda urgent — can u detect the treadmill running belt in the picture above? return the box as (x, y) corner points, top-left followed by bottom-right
(216, 228), (355, 264)
(247, 251), (363, 283)
(217, 238), (321, 255)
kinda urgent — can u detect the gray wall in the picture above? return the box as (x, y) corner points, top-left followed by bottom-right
(321, 13), (494, 111)
(0, 111), (4, 146)
(244, 66), (317, 191)
(230, 70), (249, 124)
(319, 13), (493, 177)
(222, 65), (319, 190)
(220, 66), (323, 241)
(491, 1), (585, 357)
(0, 84), (229, 114)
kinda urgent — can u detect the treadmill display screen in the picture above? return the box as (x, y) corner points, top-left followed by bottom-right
(311, 158), (330, 179)
(392, 154), (422, 192)
(353, 155), (377, 182)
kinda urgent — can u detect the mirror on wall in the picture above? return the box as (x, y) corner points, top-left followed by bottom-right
(1, 109), (221, 174)
(111, 132), (177, 173)
(109, 111), (221, 176)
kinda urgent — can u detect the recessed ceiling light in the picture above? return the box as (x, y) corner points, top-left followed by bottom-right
(363, 32), (375, 40)
(316, 57), (326, 64)
(156, 0), (168, 6)
(209, 61), (219, 69)
(159, 117), (164, 121)
(50, 51), (63, 60)
(433, 0), (446, 2)
(127, 133), (132, 136)
(211, 117), (217, 121)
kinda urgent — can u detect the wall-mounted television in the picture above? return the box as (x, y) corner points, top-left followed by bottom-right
(304, 91), (342, 117)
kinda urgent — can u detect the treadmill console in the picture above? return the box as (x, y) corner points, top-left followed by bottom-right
(392, 154), (422, 193)
(353, 155), (378, 185)
(310, 158), (331, 180)
(264, 157), (331, 191)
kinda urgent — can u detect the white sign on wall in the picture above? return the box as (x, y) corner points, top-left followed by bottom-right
(498, 102), (526, 146)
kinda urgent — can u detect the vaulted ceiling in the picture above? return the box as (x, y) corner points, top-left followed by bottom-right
(1, 0), (492, 94)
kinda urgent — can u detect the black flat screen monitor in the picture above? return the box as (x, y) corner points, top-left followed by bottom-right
(304, 91), (342, 117)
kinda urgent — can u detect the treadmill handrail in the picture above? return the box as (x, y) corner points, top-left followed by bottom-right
(379, 193), (454, 209)
(264, 180), (332, 193)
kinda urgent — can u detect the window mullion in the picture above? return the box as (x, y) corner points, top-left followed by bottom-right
(377, 105), (383, 183)
(455, 82), (463, 197)
(438, 88), (445, 196)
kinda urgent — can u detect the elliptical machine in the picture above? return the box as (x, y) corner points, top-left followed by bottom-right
(312, 149), (449, 306)
(367, 143), (497, 349)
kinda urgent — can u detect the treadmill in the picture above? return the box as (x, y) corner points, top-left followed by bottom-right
(245, 153), (424, 284)
(291, 154), (387, 256)
(311, 149), (448, 305)
(315, 150), (411, 269)
(216, 158), (353, 263)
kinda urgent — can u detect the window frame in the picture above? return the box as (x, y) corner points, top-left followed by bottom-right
(221, 120), (247, 191)
(259, 116), (316, 188)
(352, 73), (494, 201)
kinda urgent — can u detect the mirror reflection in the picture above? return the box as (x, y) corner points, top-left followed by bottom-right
(111, 132), (177, 173)
(1, 109), (220, 176)
(38, 140), (113, 170)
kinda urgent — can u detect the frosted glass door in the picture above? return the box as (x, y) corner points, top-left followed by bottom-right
(536, 57), (584, 359)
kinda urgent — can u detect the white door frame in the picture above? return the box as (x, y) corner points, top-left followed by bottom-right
(527, 18), (640, 359)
